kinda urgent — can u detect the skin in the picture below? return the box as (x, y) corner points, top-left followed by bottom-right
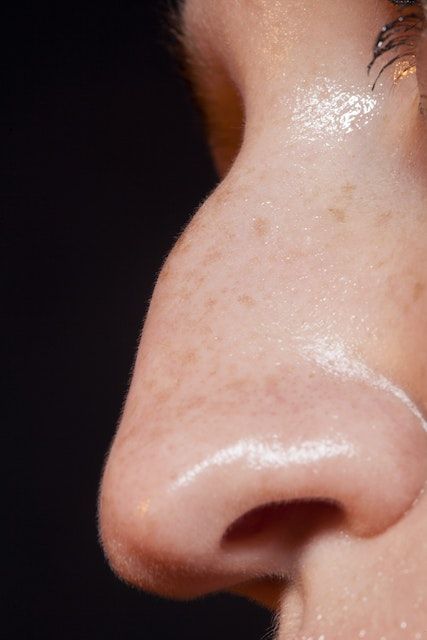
(99, 1), (427, 638)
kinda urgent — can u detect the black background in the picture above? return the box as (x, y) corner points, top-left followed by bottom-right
(4, 1), (272, 639)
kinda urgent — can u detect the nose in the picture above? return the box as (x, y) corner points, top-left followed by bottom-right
(99, 167), (427, 600)
(99, 353), (427, 599)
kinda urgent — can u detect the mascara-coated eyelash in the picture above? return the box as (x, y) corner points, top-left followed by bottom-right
(368, 5), (424, 90)
(389, 0), (418, 5)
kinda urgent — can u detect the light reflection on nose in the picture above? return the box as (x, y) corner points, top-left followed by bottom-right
(170, 436), (356, 492)
(296, 333), (427, 433)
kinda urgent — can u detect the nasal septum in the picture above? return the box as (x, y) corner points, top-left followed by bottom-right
(99, 361), (427, 600)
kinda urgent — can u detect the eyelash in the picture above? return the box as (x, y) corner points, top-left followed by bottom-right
(368, 0), (425, 90)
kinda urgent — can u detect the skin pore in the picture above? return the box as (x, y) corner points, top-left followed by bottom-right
(99, 1), (427, 639)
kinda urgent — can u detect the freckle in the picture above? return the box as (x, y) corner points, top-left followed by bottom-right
(342, 183), (355, 199)
(205, 297), (217, 309)
(377, 211), (393, 226)
(186, 269), (206, 287)
(153, 389), (172, 405)
(253, 216), (269, 238)
(225, 229), (236, 241)
(182, 349), (198, 365)
(176, 394), (205, 417)
(238, 294), (255, 307)
(224, 376), (251, 394)
(328, 207), (346, 223)
(178, 287), (191, 301)
(202, 248), (223, 266)
(413, 281), (425, 302)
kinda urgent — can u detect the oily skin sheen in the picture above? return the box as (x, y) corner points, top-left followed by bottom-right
(99, 1), (427, 639)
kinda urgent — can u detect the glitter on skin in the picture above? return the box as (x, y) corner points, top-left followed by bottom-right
(284, 77), (382, 148)
(394, 57), (417, 84)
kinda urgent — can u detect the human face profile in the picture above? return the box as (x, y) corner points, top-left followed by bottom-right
(99, 1), (427, 638)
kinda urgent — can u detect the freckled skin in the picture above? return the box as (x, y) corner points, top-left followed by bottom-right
(238, 294), (256, 307)
(413, 281), (425, 303)
(342, 183), (356, 199)
(376, 211), (394, 226)
(99, 1), (427, 639)
(253, 216), (269, 237)
(328, 207), (346, 222)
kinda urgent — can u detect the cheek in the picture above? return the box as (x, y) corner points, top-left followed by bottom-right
(298, 496), (427, 639)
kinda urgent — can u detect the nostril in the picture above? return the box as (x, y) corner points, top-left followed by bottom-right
(222, 499), (345, 550)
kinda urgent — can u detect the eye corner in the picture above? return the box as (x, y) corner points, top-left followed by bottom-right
(368, 5), (425, 92)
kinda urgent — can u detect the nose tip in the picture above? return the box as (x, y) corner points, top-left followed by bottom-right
(99, 368), (427, 600)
